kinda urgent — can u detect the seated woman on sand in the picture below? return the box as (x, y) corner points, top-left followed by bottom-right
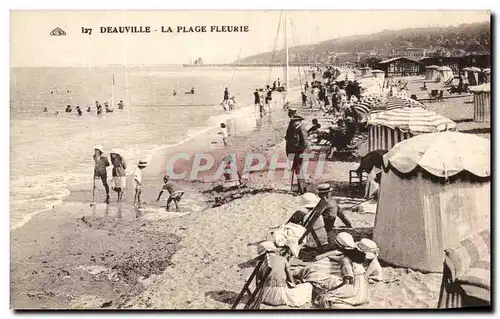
(257, 241), (313, 307)
(314, 238), (383, 309)
(294, 232), (355, 291)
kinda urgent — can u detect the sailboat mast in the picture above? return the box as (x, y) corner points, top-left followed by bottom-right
(284, 11), (289, 90)
(111, 71), (115, 108)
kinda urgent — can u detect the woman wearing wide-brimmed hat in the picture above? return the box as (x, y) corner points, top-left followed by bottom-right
(315, 234), (372, 309)
(255, 241), (313, 307)
(93, 145), (110, 203)
(294, 232), (356, 292)
(109, 148), (127, 202)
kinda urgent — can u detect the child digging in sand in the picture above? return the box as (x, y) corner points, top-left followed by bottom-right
(133, 160), (148, 207)
(156, 175), (184, 211)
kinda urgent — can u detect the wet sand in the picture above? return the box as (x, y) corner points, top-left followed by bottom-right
(11, 78), (488, 309)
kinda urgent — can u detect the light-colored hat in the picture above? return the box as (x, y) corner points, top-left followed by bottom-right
(110, 148), (123, 156)
(94, 145), (103, 153)
(288, 108), (297, 112)
(257, 241), (278, 255)
(300, 192), (320, 209)
(334, 232), (356, 250)
(357, 238), (379, 259)
(137, 160), (148, 167)
(291, 115), (304, 121)
(317, 183), (332, 193)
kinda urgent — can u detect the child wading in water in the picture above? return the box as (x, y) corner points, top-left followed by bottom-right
(110, 149), (127, 202)
(133, 160), (148, 207)
(156, 176), (184, 211)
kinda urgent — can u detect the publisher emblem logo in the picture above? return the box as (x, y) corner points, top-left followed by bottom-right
(50, 27), (67, 36)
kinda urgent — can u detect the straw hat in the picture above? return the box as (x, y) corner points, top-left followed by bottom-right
(300, 192), (320, 209)
(257, 241), (278, 255)
(137, 160), (148, 168)
(317, 183), (332, 194)
(291, 115), (304, 121)
(334, 232), (356, 250)
(357, 238), (380, 259)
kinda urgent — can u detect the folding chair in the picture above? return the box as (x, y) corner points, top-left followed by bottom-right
(296, 198), (330, 252)
(231, 254), (272, 309)
(232, 200), (329, 309)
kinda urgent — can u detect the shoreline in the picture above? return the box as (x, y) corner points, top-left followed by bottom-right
(10, 92), (299, 309)
(10, 88), (295, 231)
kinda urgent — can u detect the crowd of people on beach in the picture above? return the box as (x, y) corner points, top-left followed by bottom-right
(92, 146), (184, 211)
(44, 100), (125, 116)
(248, 187), (383, 309)
(253, 78), (287, 116)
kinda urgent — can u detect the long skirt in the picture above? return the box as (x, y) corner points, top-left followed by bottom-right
(261, 282), (313, 307)
(112, 176), (126, 189)
(316, 274), (369, 308)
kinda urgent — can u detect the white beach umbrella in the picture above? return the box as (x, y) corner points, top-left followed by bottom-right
(383, 131), (490, 178)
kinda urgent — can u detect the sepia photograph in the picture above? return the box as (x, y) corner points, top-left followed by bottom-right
(9, 9), (491, 310)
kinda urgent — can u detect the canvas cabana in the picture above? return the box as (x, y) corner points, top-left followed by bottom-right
(371, 69), (385, 84)
(437, 66), (454, 83)
(358, 66), (371, 77)
(463, 67), (481, 86)
(469, 83), (491, 123)
(425, 65), (440, 81)
(366, 98), (454, 152)
(373, 132), (490, 272)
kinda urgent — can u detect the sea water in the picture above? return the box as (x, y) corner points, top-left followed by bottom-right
(10, 66), (303, 229)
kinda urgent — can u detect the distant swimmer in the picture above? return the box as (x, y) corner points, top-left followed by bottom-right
(104, 102), (113, 113)
(76, 105), (83, 116)
(173, 89), (177, 96)
(42, 107), (48, 113)
(65, 105), (72, 113)
(54, 111), (59, 115)
(191, 87), (195, 94)
(117, 100), (124, 110)
(86, 106), (91, 113)
(96, 101), (103, 115)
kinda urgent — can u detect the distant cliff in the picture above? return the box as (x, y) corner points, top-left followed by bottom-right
(237, 22), (490, 64)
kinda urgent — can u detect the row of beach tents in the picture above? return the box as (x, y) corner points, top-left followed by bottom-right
(342, 70), (490, 274)
(425, 65), (490, 85)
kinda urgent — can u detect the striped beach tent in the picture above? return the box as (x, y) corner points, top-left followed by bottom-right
(367, 107), (456, 152)
(469, 83), (491, 123)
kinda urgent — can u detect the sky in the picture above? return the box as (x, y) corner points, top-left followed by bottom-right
(10, 10), (490, 67)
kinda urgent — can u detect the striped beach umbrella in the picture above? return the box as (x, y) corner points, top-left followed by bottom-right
(368, 107), (456, 134)
(366, 107), (455, 152)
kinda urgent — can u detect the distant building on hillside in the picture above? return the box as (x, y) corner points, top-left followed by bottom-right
(393, 47), (428, 61)
(377, 57), (422, 77)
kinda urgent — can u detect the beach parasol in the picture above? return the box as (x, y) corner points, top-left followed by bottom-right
(368, 107), (456, 134)
(383, 131), (490, 178)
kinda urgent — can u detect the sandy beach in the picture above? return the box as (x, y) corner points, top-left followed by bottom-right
(10, 74), (490, 310)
